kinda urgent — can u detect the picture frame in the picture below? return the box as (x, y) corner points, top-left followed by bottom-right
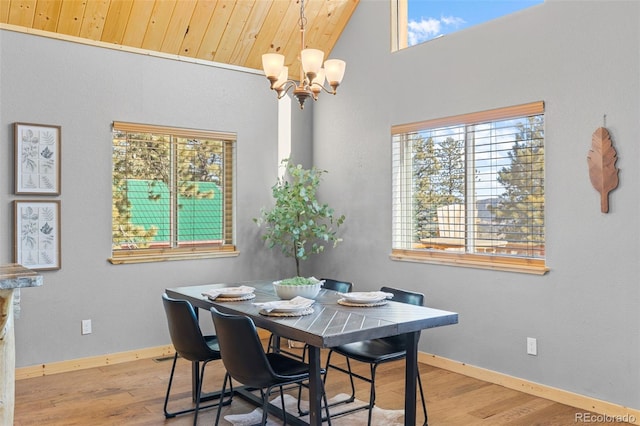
(14, 200), (61, 271)
(14, 122), (61, 195)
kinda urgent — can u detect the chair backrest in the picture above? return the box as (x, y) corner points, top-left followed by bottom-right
(210, 307), (279, 388)
(380, 286), (424, 307)
(321, 278), (353, 293)
(379, 286), (425, 348)
(162, 293), (218, 362)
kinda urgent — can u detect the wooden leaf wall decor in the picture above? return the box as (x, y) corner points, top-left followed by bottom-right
(587, 127), (619, 213)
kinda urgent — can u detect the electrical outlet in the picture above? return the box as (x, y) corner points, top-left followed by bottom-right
(81, 319), (92, 335)
(527, 337), (537, 355)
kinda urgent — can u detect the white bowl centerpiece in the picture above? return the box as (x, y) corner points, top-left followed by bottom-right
(273, 276), (324, 300)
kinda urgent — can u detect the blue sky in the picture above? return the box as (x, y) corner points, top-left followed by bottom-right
(407, 0), (544, 45)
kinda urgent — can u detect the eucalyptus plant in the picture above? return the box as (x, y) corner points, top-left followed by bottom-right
(254, 159), (345, 277)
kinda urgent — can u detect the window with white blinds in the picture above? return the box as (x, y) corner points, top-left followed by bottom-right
(391, 102), (548, 274)
(110, 122), (237, 264)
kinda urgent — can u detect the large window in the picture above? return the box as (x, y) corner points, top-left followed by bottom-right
(110, 122), (237, 264)
(391, 102), (547, 274)
(393, 0), (544, 51)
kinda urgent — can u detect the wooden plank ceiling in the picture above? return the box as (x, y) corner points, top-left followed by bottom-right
(0, 0), (359, 78)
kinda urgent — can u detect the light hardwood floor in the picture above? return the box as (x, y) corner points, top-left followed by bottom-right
(15, 348), (627, 426)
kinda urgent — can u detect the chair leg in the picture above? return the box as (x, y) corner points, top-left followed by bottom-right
(344, 356), (357, 402)
(323, 352), (426, 425)
(214, 373), (231, 426)
(267, 333), (277, 353)
(165, 354), (231, 422)
(322, 350), (357, 410)
(260, 388), (269, 425)
(323, 350), (356, 401)
(192, 358), (212, 426)
(278, 385), (288, 425)
(163, 352), (179, 418)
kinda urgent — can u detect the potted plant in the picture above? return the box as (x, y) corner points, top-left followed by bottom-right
(255, 159), (345, 296)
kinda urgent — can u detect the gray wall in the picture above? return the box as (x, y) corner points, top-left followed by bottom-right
(0, 30), (296, 365)
(2, 0), (639, 413)
(311, 0), (640, 409)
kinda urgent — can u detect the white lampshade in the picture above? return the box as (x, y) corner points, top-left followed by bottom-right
(262, 53), (285, 78)
(324, 59), (346, 84)
(274, 66), (289, 89)
(311, 68), (325, 95)
(301, 49), (324, 75)
(311, 68), (325, 87)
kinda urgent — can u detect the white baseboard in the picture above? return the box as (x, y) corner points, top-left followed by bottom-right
(419, 352), (640, 425)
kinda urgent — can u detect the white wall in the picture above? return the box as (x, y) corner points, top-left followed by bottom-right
(0, 30), (297, 366)
(311, 0), (640, 410)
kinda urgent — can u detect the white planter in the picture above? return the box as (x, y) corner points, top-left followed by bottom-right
(273, 279), (323, 299)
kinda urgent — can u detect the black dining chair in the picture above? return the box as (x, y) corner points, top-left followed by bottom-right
(320, 278), (353, 293)
(162, 293), (229, 425)
(322, 286), (428, 426)
(210, 307), (332, 426)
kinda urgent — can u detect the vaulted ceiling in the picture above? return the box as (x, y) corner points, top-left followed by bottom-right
(0, 0), (359, 79)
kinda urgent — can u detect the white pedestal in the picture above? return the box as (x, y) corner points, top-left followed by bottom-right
(0, 290), (16, 425)
(0, 264), (43, 424)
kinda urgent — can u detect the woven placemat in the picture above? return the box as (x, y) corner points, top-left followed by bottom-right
(259, 307), (314, 317)
(212, 293), (256, 302)
(338, 299), (388, 307)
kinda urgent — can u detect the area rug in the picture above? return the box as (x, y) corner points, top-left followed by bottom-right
(223, 393), (404, 425)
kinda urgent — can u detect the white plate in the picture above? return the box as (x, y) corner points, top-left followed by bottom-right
(340, 292), (388, 304)
(269, 300), (314, 312)
(217, 286), (255, 298)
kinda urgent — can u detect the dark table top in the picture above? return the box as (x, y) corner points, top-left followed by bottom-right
(166, 280), (458, 348)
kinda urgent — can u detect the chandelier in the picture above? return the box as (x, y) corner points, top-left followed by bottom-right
(261, 0), (346, 109)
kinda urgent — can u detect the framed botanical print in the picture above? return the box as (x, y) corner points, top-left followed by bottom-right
(14, 200), (61, 271)
(14, 122), (61, 195)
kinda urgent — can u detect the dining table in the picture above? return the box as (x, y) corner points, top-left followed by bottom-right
(165, 280), (458, 426)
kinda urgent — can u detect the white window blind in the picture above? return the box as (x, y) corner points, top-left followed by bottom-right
(391, 102), (547, 274)
(111, 122), (236, 263)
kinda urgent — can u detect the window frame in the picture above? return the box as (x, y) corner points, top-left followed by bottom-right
(390, 102), (548, 275)
(392, 0), (544, 51)
(109, 121), (238, 265)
